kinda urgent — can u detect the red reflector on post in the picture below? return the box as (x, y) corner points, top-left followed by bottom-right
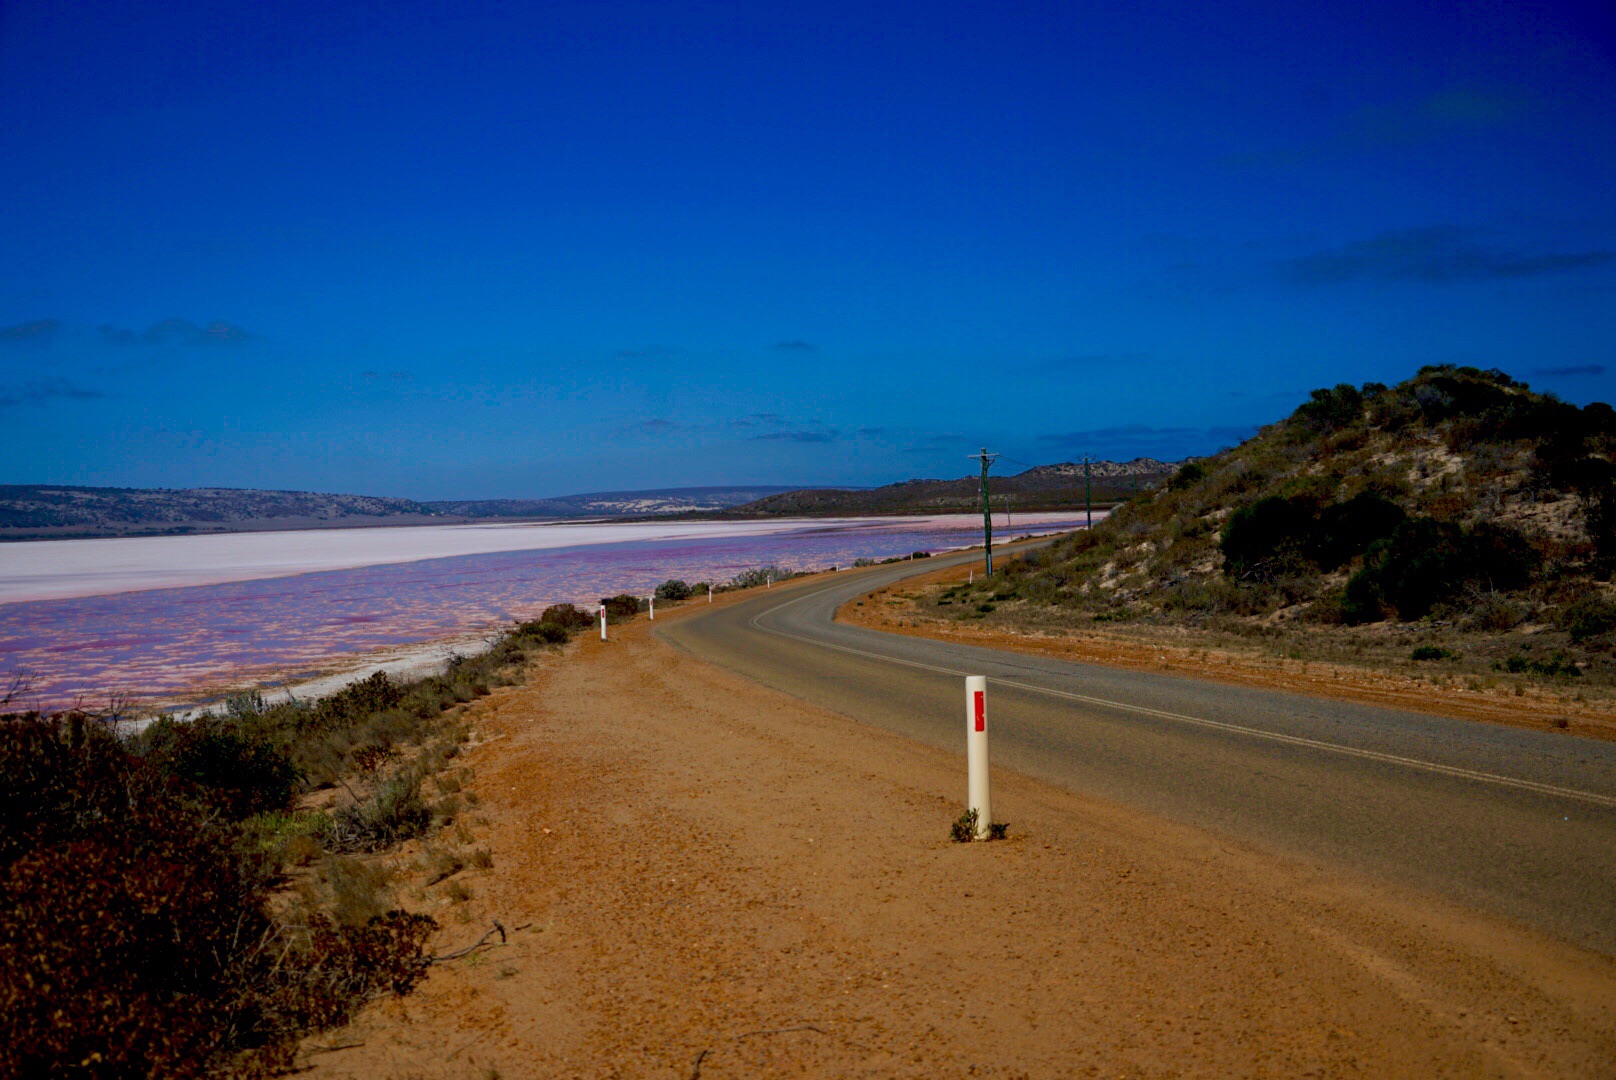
(973, 690), (985, 732)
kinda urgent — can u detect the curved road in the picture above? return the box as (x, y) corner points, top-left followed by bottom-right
(660, 547), (1616, 955)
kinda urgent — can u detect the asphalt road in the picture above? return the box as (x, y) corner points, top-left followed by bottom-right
(659, 547), (1616, 955)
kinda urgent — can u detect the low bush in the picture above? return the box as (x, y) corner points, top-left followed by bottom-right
(1309, 493), (1406, 569)
(730, 565), (792, 588)
(1497, 652), (1582, 677)
(1168, 461), (1205, 491)
(654, 578), (693, 601)
(537, 602), (593, 630)
(0, 714), (440, 1076)
(320, 854), (397, 927)
(136, 716), (301, 820)
(1557, 595), (1616, 643)
(1345, 517), (1539, 622)
(599, 593), (644, 619)
(511, 620), (569, 645)
(1294, 382), (1364, 432)
(1220, 496), (1316, 578)
(327, 767), (431, 853)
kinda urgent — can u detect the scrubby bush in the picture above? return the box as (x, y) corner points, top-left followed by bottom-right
(537, 602), (594, 630)
(730, 565), (791, 588)
(1220, 496), (1315, 577)
(0, 715), (439, 1076)
(654, 578), (693, 601)
(137, 716), (301, 820)
(1497, 652), (1581, 677)
(1557, 595), (1616, 643)
(1294, 382), (1364, 431)
(1346, 517), (1539, 621)
(328, 768), (431, 852)
(1222, 490), (1409, 580)
(1168, 461), (1205, 491)
(512, 620), (569, 645)
(1340, 571), (1387, 625)
(0, 606), (599, 1073)
(224, 688), (266, 719)
(599, 593), (644, 618)
(0, 824), (265, 1078)
(1308, 493), (1406, 569)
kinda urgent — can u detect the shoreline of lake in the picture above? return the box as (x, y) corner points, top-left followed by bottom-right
(2, 514), (1098, 712)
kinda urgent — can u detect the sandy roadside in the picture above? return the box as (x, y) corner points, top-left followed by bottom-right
(298, 592), (1616, 1078)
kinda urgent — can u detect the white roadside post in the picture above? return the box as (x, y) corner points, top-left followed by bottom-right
(708, 584), (713, 603)
(648, 595), (655, 620)
(965, 676), (991, 839)
(599, 604), (607, 641)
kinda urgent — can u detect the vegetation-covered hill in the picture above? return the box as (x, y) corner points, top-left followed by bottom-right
(0, 483), (814, 539)
(0, 485), (443, 539)
(723, 459), (1175, 517)
(939, 366), (1616, 685)
(424, 485), (805, 518)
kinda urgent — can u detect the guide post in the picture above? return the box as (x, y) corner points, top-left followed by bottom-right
(965, 675), (991, 839)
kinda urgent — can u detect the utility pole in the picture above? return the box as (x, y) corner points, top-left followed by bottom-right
(1084, 454), (1093, 529)
(971, 448), (999, 576)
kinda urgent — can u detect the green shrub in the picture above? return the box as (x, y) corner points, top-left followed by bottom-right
(0, 715), (436, 1076)
(511, 620), (569, 645)
(315, 671), (406, 730)
(136, 716), (301, 821)
(599, 593), (644, 618)
(654, 578), (693, 601)
(224, 689), (266, 719)
(1341, 569), (1386, 625)
(1410, 646), (1455, 661)
(1497, 652), (1581, 677)
(1168, 461), (1205, 491)
(328, 768), (431, 853)
(1557, 595), (1616, 643)
(1351, 517), (1539, 620)
(1294, 382), (1364, 431)
(730, 565), (791, 588)
(1308, 493), (1406, 569)
(1220, 496), (1315, 577)
(537, 602), (594, 630)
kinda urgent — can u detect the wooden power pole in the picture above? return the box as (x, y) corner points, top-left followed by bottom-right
(972, 448), (999, 576)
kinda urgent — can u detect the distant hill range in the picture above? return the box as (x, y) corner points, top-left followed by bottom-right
(422, 485), (805, 520)
(0, 464), (1172, 540)
(0, 485), (444, 540)
(0, 483), (817, 540)
(719, 459), (1176, 517)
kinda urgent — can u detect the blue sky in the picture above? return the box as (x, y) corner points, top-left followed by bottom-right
(1, 0), (1613, 499)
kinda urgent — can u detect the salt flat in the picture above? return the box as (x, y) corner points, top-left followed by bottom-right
(0, 516), (936, 603)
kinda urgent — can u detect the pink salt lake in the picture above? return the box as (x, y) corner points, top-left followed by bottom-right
(0, 515), (1093, 710)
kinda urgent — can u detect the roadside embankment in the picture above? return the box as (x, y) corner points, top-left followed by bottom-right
(300, 590), (1616, 1077)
